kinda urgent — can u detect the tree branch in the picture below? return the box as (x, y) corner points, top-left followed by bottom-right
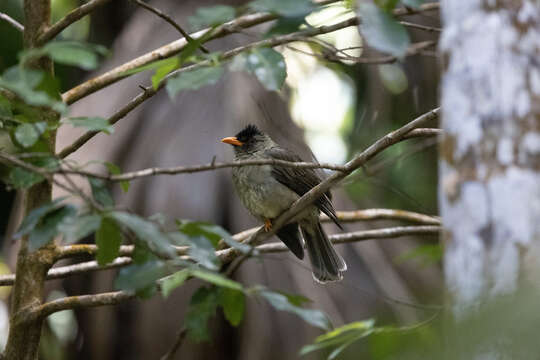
(60, 1), (440, 105)
(0, 12), (24, 32)
(28, 291), (135, 321)
(4, 225), (440, 322)
(129, 0), (209, 53)
(0, 221), (439, 287)
(253, 225), (440, 254)
(37, 0), (112, 44)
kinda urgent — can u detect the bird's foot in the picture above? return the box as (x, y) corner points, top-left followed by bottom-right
(264, 219), (272, 232)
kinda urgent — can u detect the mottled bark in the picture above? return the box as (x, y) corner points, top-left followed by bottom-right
(440, 0), (540, 314)
(4, 1), (56, 359)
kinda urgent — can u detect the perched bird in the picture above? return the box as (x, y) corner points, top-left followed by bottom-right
(221, 124), (347, 283)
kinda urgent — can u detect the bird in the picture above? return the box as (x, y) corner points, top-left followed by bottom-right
(221, 124), (347, 283)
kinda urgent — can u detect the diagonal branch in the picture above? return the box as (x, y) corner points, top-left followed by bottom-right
(129, 0), (209, 53)
(0, 12), (24, 32)
(37, 0), (112, 45)
(28, 291), (135, 321)
(238, 108), (441, 252)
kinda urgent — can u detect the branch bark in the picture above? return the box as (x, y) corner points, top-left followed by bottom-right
(37, 0), (112, 45)
(4, 1), (57, 358)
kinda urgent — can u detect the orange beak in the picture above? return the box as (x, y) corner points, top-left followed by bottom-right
(221, 136), (244, 146)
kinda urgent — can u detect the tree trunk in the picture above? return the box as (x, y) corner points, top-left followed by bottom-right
(4, 1), (57, 359)
(439, 0), (540, 351)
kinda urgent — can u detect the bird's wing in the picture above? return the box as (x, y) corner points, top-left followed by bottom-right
(265, 147), (341, 228)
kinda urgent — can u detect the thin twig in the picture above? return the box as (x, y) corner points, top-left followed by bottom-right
(129, 0), (209, 53)
(54, 128), (440, 182)
(62, 159), (348, 180)
(399, 21), (441, 33)
(0, 12), (24, 32)
(37, 0), (113, 44)
(160, 328), (187, 360)
(0, 151), (103, 211)
(60, 2), (440, 105)
(253, 225), (440, 254)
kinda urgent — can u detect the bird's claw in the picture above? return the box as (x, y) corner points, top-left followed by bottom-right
(264, 219), (272, 232)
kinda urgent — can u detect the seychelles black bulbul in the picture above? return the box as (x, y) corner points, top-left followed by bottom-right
(221, 124), (347, 283)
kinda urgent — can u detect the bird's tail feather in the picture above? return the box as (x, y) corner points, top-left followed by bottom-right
(301, 222), (346, 284)
(276, 222), (304, 260)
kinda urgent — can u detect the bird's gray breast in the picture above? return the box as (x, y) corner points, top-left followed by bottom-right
(232, 164), (299, 220)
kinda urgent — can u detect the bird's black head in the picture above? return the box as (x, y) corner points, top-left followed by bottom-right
(221, 124), (269, 154)
(235, 124), (262, 143)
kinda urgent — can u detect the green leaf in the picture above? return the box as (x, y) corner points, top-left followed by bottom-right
(14, 122), (47, 148)
(185, 287), (219, 342)
(378, 64), (408, 94)
(358, 3), (410, 58)
(151, 57), (180, 89)
(177, 221), (248, 252)
(0, 95), (12, 117)
(395, 243), (442, 267)
(21, 41), (108, 70)
(105, 162), (130, 193)
(166, 66), (224, 98)
(29, 205), (77, 251)
(8, 167), (44, 188)
(13, 197), (67, 238)
(115, 260), (169, 295)
(300, 320), (376, 357)
(58, 213), (102, 244)
(249, 0), (314, 17)
(160, 269), (190, 298)
(187, 236), (220, 270)
(109, 212), (176, 259)
(375, 0), (400, 11)
(0, 67), (66, 113)
(63, 117), (114, 134)
(7, 156), (58, 189)
(219, 288), (245, 327)
(230, 48), (287, 91)
(265, 16), (306, 37)
(96, 217), (123, 266)
(121, 57), (179, 77)
(259, 290), (331, 330)
(88, 177), (114, 207)
(188, 5), (236, 30)
(190, 269), (242, 291)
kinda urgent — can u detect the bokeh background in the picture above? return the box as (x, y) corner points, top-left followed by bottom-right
(0, 0), (441, 359)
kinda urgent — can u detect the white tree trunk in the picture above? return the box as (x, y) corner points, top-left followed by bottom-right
(439, 0), (540, 316)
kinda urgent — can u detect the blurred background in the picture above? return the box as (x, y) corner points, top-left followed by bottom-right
(0, 0), (441, 359)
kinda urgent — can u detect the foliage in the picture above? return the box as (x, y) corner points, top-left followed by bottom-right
(0, 0), (437, 357)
